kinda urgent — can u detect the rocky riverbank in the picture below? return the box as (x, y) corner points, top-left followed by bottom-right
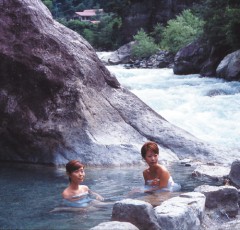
(98, 41), (240, 81)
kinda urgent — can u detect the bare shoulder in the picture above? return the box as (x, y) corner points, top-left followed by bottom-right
(80, 185), (89, 192)
(143, 168), (149, 177)
(62, 188), (70, 199)
(157, 164), (169, 172)
(143, 168), (148, 175)
(156, 164), (170, 178)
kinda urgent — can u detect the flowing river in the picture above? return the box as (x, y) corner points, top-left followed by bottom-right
(107, 65), (240, 149)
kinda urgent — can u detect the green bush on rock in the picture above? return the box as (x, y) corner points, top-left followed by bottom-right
(132, 28), (159, 59)
(160, 9), (204, 53)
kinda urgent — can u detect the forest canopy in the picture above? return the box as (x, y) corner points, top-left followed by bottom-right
(41, 0), (240, 55)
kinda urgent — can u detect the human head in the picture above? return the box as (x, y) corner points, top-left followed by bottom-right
(66, 160), (84, 181)
(141, 141), (159, 159)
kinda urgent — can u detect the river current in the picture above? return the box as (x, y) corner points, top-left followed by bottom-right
(107, 65), (240, 149)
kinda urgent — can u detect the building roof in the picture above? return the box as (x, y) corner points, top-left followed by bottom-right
(75, 9), (103, 17)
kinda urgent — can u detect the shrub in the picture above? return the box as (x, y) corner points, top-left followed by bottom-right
(150, 23), (164, 45)
(132, 28), (159, 58)
(160, 9), (204, 53)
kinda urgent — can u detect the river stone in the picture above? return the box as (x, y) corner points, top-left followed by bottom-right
(216, 50), (240, 81)
(216, 219), (240, 230)
(173, 39), (210, 75)
(194, 185), (239, 217)
(229, 160), (240, 188)
(107, 41), (135, 65)
(192, 165), (230, 185)
(90, 221), (139, 230)
(154, 192), (206, 230)
(0, 0), (237, 165)
(112, 199), (160, 230)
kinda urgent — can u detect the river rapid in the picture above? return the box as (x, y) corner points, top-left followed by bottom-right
(107, 65), (240, 152)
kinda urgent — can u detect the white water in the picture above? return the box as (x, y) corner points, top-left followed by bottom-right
(107, 65), (240, 149)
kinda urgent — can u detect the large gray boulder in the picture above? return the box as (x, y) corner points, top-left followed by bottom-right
(173, 39), (210, 75)
(192, 164), (230, 185)
(173, 40), (228, 77)
(194, 185), (239, 217)
(107, 41), (135, 65)
(216, 50), (240, 81)
(229, 160), (240, 188)
(154, 192), (206, 230)
(0, 0), (234, 165)
(112, 199), (160, 230)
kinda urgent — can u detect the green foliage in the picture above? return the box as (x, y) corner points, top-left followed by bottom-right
(225, 7), (240, 49)
(132, 28), (159, 58)
(42, 0), (53, 10)
(63, 20), (93, 34)
(199, 0), (240, 50)
(41, 0), (240, 53)
(94, 15), (122, 50)
(160, 9), (204, 53)
(150, 23), (164, 44)
(82, 29), (95, 44)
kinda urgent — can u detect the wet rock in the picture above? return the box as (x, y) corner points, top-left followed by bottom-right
(216, 50), (240, 81)
(173, 40), (229, 77)
(194, 185), (239, 218)
(112, 199), (160, 230)
(229, 160), (240, 188)
(192, 165), (230, 185)
(90, 221), (139, 230)
(107, 41), (135, 65)
(155, 192), (205, 230)
(173, 39), (210, 75)
(216, 219), (240, 230)
(200, 209), (240, 230)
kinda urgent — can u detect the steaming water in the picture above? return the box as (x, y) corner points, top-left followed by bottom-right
(0, 162), (214, 230)
(107, 66), (240, 149)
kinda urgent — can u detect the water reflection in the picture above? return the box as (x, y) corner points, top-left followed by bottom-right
(0, 161), (216, 229)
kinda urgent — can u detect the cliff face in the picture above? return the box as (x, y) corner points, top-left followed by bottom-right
(0, 0), (229, 165)
(120, 0), (198, 42)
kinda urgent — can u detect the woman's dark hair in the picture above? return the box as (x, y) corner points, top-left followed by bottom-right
(66, 160), (84, 174)
(141, 141), (159, 159)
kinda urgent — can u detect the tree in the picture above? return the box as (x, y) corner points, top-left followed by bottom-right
(94, 15), (122, 50)
(160, 10), (204, 53)
(197, 0), (240, 51)
(132, 28), (159, 58)
(150, 23), (164, 45)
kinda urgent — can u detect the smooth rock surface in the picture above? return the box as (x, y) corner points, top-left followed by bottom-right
(90, 221), (139, 230)
(112, 199), (160, 230)
(154, 192), (206, 230)
(216, 50), (240, 81)
(192, 165), (230, 185)
(229, 160), (240, 188)
(194, 185), (239, 217)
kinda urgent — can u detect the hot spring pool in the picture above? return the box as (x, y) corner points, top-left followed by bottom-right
(0, 161), (216, 229)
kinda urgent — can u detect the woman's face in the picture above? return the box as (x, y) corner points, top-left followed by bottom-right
(69, 166), (85, 183)
(144, 150), (159, 166)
